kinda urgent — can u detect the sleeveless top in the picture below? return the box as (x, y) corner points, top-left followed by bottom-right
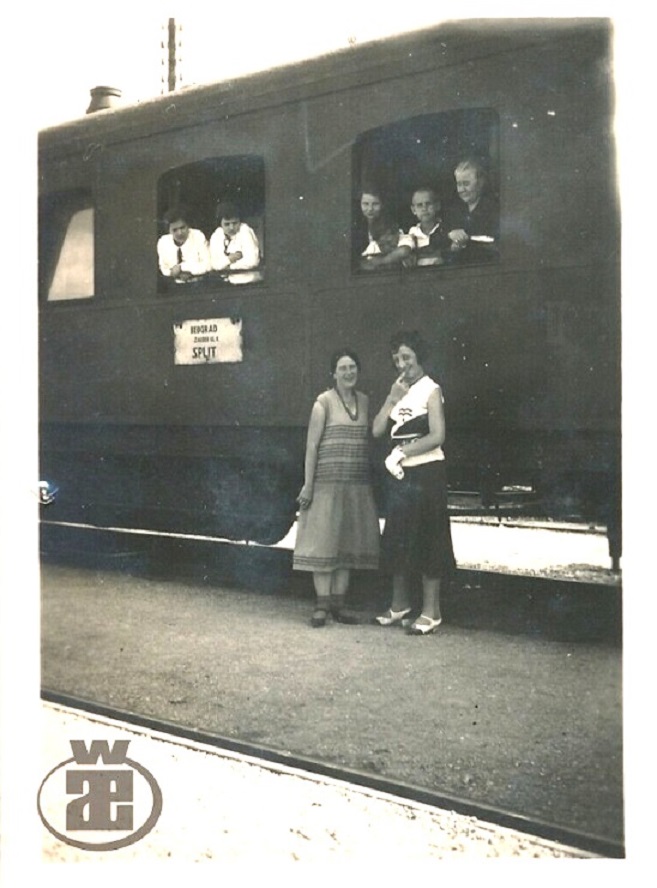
(313, 389), (372, 484)
(388, 375), (445, 466)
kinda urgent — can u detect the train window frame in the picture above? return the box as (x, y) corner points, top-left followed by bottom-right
(39, 188), (95, 302)
(156, 155), (266, 294)
(352, 109), (500, 275)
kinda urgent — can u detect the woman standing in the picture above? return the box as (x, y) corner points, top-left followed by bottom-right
(372, 331), (455, 635)
(294, 349), (380, 627)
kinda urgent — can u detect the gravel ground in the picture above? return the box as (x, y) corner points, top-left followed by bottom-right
(41, 563), (623, 847)
(40, 703), (593, 862)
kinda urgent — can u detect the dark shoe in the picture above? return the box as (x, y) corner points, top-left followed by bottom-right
(311, 608), (328, 628)
(406, 615), (442, 635)
(332, 609), (360, 625)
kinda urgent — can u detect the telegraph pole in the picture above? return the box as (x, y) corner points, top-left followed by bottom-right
(161, 18), (183, 93)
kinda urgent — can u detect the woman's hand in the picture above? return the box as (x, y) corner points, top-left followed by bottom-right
(385, 446), (405, 480)
(297, 484), (314, 510)
(389, 374), (409, 404)
(373, 375), (408, 438)
(448, 228), (469, 250)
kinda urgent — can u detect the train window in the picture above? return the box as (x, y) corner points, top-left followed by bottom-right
(353, 110), (499, 273)
(157, 156), (265, 291)
(39, 189), (95, 301)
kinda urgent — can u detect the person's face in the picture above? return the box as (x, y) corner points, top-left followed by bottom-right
(411, 191), (438, 225)
(360, 193), (383, 221)
(169, 219), (189, 245)
(455, 169), (483, 207)
(377, 231), (399, 254)
(334, 355), (359, 387)
(220, 217), (241, 238)
(392, 345), (422, 382)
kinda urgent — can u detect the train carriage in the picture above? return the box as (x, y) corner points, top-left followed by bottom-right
(38, 19), (620, 565)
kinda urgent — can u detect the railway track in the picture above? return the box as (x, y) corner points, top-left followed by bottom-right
(42, 689), (624, 859)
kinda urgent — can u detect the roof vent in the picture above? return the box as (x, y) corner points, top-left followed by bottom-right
(86, 86), (123, 114)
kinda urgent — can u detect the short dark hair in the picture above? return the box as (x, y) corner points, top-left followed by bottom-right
(411, 186), (440, 205)
(216, 201), (240, 223)
(163, 205), (190, 227)
(389, 330), (429, 364)
(330, 348), (361, 374)
(359, 185), (385, 202)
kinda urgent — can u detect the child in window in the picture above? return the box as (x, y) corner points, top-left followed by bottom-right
(358, 189), (412, 271)
(361, 220), (406, 263)
(210, 202), (262, 284)
(407, 187), (449, 266)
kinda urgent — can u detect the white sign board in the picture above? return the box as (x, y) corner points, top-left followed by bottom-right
(173, 318), (243, 365)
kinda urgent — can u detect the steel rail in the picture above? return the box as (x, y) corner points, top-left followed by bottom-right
(42, 688), (624, 859)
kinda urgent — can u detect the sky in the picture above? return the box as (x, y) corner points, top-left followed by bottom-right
(10, 2), (640, 130)
(21, 5), (454, 130)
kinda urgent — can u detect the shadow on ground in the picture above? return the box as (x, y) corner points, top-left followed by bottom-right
(41, 523), (621, 644)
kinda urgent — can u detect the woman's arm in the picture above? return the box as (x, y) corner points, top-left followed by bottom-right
(209, 230), (229, 271)
(297, 399), (327, 508)
(157, 237), (175, 277)
(184, 231), (211, 275)
(234, 225), (260, 269)
(398, 388), (445, 458)
(372, 376), (408, 438)
(361, 244), (412, 270)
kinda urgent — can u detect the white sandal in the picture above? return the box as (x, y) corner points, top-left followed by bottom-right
(375, 607), (411, 626)
(407, 615), (442, 635)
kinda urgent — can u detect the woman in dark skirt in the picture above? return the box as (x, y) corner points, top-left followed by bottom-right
(372, 330), (455, 635)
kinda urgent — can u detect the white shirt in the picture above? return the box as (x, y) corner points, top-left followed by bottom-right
(209, 223), (261, 284)
(407, 222), (442, 249)
(389, 375), (445, 465)
(157, 229), (211, 278)
(361, 230), (414, 256)
(406, 222), (446, 266)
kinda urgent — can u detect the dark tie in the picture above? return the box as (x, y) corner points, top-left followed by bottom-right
(430, 225), (447, 250)
(177, 247), (183, 264)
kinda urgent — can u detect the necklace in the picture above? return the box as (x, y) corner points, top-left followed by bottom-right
(336, 388), (359, 421)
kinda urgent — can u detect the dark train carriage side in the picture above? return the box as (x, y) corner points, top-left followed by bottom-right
(38, 19), (620, 563)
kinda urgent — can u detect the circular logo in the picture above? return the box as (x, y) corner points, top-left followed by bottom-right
(38, 750), (163, 852)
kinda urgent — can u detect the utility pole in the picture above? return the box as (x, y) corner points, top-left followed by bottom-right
(161, 18), (183, 94)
